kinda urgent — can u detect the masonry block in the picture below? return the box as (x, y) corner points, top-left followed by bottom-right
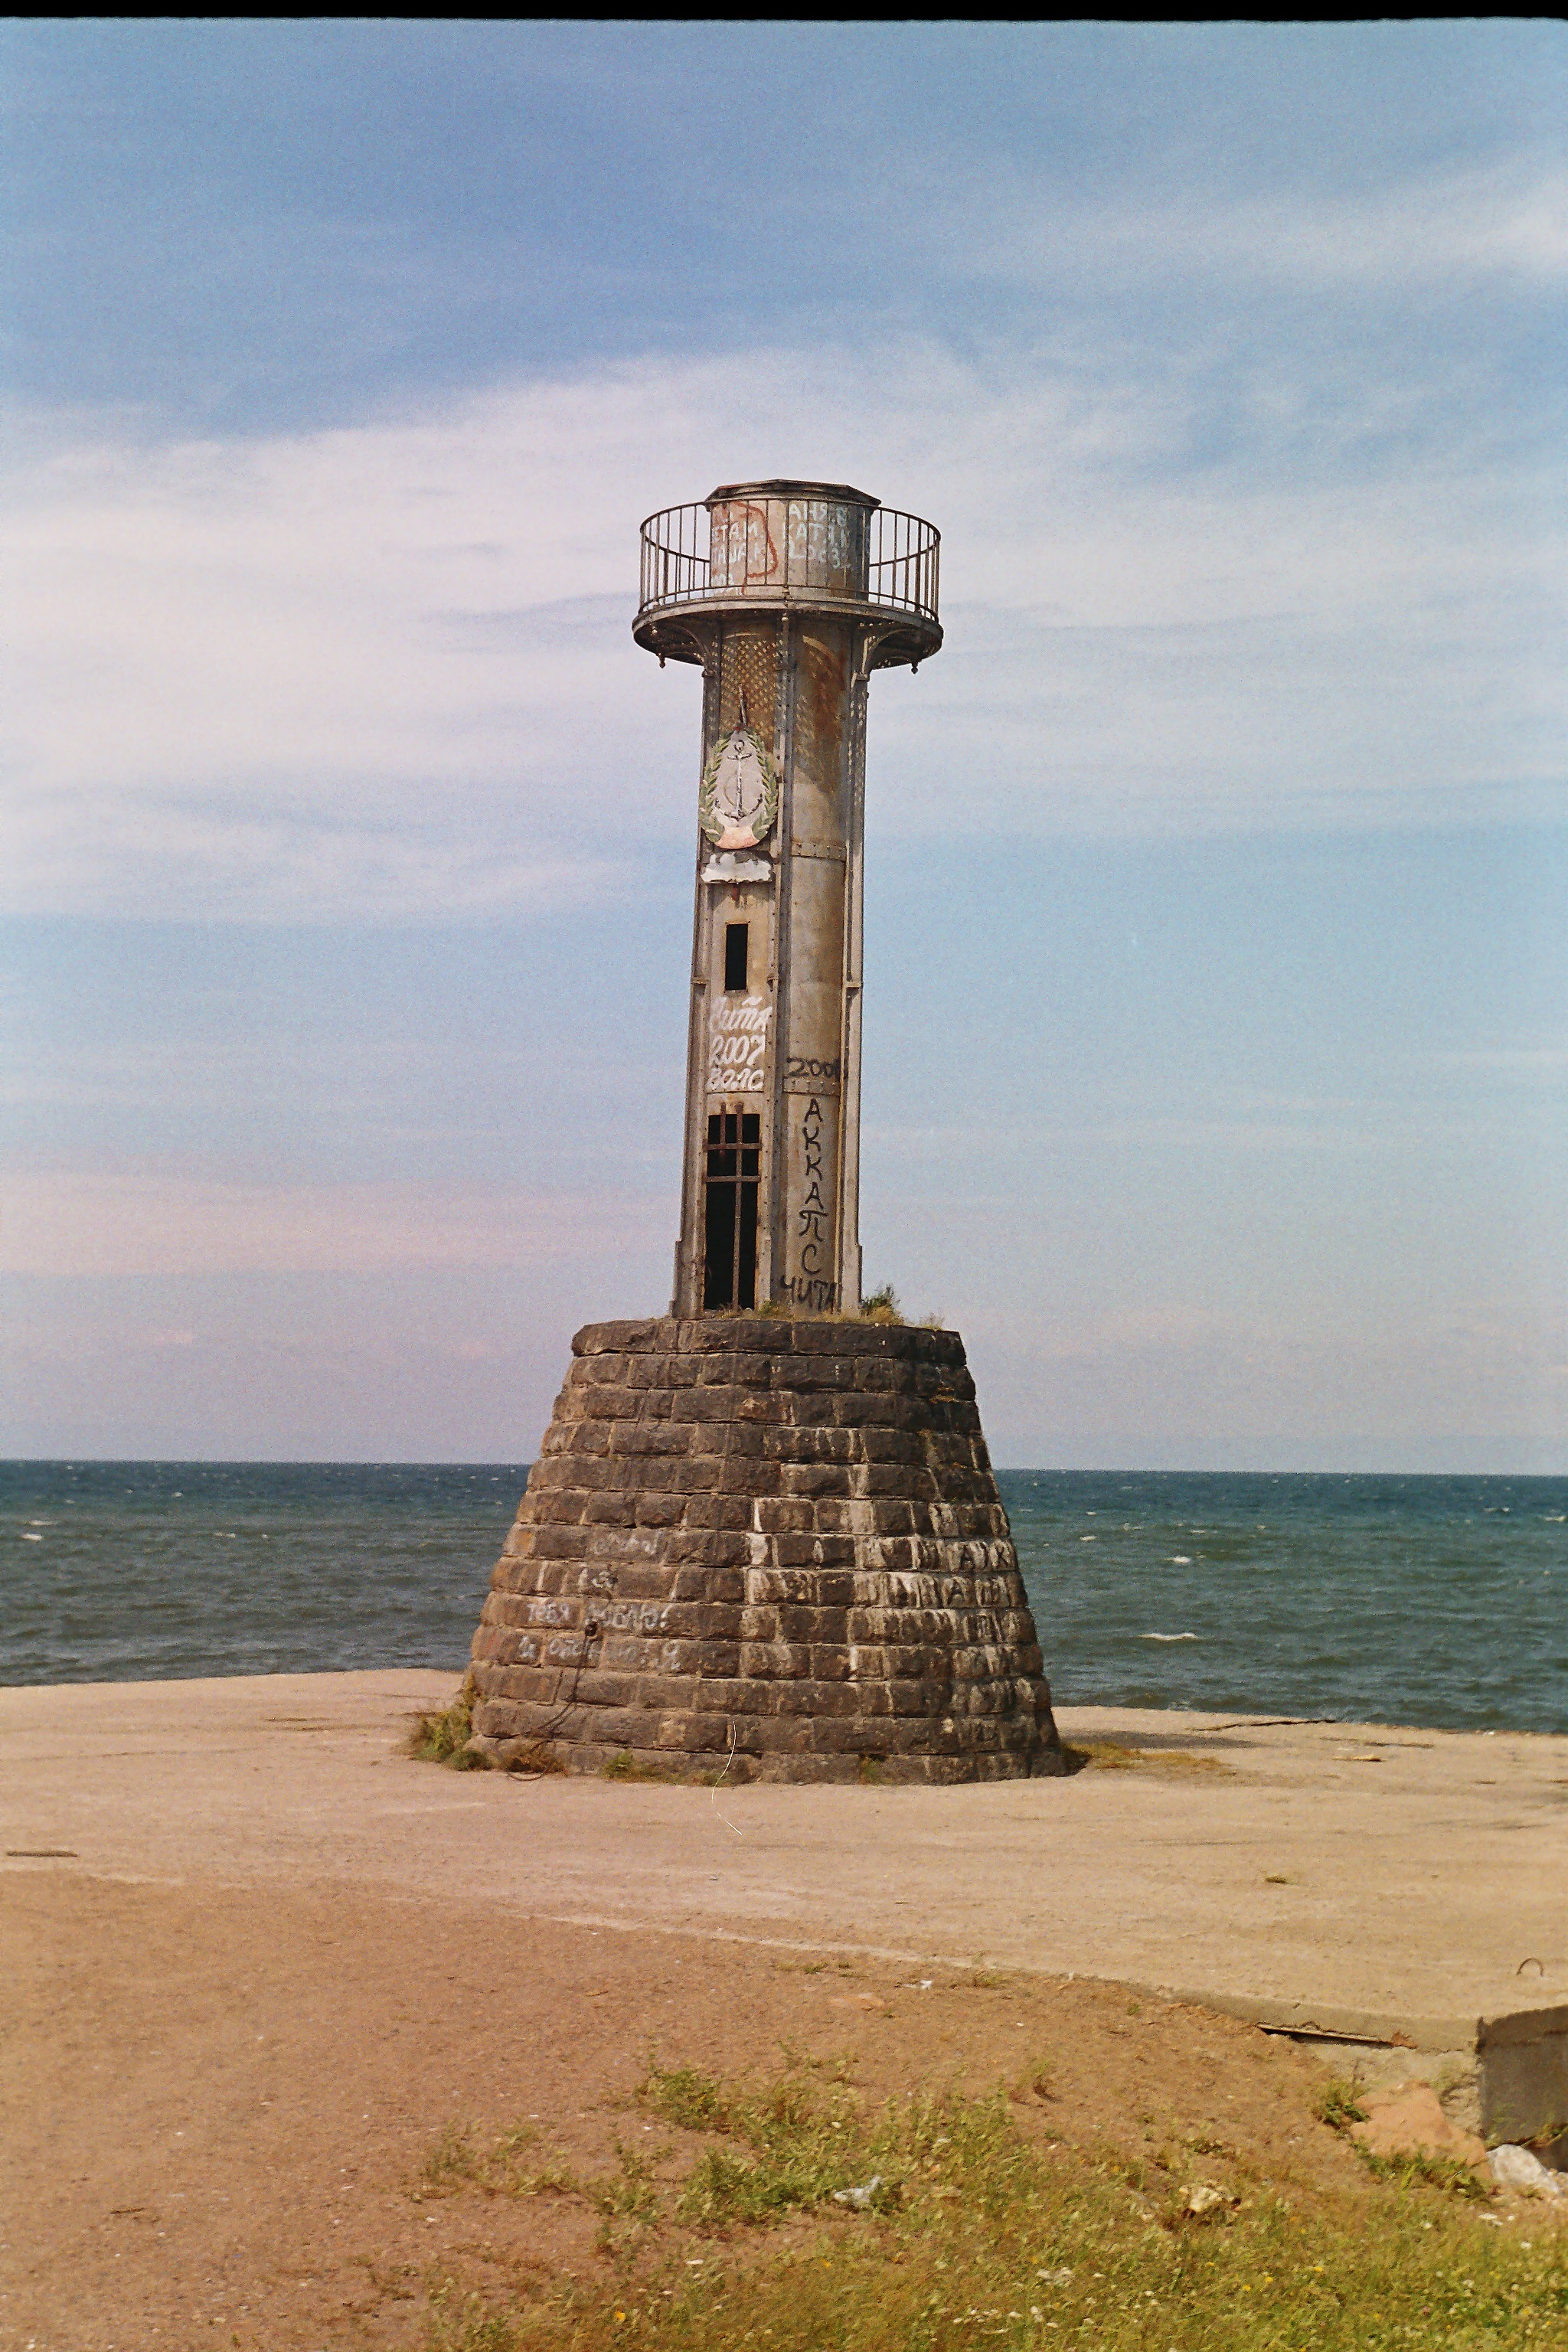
(465, 1318), (1063, 1783)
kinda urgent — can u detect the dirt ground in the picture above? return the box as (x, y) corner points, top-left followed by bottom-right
(4, 1869), (1388, 2352)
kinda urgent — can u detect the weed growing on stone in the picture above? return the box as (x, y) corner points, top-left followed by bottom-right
(407, 1681), (481, 1767)
(418, 2064), (1568, 2352)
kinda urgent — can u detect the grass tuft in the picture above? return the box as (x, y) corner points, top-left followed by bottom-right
(639, 2063), (736, 2134)
(1358, 2146), (1490, 2200)
(591, 2140), (665, 2253)
(425, 2280), (525, 2350)
(599, 1753), (675, 1782)
(407, 1679), (481, 1766)
(1315, 2076), (1370, 2132)
(421, 2121), (577, 2200)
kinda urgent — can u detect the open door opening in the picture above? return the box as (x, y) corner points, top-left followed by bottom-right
(703, 1110), (760, 1309)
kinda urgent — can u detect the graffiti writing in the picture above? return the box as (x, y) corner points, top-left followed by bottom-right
(796, 1094), (829, 1274)
(785, 499), (854, 584)
(707, 992), (771, 1095)
(709, 501), (778, 589)
(786, 1056), (841, 1084)
(780, 1274), (839, 1313)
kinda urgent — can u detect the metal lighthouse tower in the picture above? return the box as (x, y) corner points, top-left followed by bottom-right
(633, 482), (941, 1318)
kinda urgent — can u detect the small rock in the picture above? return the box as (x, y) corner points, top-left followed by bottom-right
(831, 2175), (884, 2210)
(1184, 2182), (1235, 2217)
(1488, 2145), (1566, 2200)
(1350, 2084), (1486, 2168)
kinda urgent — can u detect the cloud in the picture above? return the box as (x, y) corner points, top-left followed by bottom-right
(0, 1170), (666, 1277)
(2, 325), (1560, 920)
(1428, 1045), (1568, 1082)
(956, 160), (1568, 296)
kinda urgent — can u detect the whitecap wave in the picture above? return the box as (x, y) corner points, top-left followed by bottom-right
(1141, 1631), (1200, 1642)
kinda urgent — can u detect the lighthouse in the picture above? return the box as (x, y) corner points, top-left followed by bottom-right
(633, 482), (941, 1318)
(463, 480), (1063, 1783)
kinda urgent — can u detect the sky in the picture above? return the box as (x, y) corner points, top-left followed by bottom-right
(2, 20), (1565, 1468)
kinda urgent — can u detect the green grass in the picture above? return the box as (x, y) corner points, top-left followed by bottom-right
(639, 2063), (737, 2134)
(415, 2064), (1568, 2352)
(1312, 2075), (1486, 2202)
(1358, 2147), (1491, 2201)
(1315, 2078), (1370, 2133)
(426, 2282), (534, 2352)
(407, 1682), (567, 1775)
(407, 1680), (483, 1767)
(420, 2122), (577, 2200)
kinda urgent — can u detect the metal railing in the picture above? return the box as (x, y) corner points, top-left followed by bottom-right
(638, 498), (939, 628)
(865, 505), (940, 625)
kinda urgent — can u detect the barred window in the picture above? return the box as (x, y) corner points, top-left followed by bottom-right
(704, 1111), (761, 1310)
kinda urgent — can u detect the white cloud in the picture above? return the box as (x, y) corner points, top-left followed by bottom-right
(2, 328), (1560, 920)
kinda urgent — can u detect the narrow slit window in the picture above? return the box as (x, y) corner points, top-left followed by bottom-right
(723, 922), (750, 993)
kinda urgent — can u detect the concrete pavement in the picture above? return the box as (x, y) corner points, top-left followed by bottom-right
(4, 1670), (1565, 2139)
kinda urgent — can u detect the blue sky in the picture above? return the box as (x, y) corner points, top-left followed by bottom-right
(2, 21), (1564, 1465)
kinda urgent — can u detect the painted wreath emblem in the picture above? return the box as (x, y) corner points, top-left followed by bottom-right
(699, 721), (779, 851)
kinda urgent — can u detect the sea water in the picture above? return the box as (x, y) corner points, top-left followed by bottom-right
(2, 1461), (1563, 1735)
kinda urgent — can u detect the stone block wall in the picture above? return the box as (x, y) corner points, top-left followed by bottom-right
(467, 1317), (1065, 1782)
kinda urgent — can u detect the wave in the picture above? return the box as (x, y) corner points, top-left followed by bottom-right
(1141, 1631), (1200, 1642)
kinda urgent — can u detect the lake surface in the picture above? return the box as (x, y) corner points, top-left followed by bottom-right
(3, 1461), (1563, 1734)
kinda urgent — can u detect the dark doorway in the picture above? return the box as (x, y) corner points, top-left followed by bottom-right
(704, 1111), (760, 1309)
(724, 922), (750, 992)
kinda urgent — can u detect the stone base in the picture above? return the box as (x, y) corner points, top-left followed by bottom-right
(467, 1318), (1066, 1784)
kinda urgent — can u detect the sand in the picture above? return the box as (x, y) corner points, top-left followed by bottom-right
(3, 1669), (1566, 2349)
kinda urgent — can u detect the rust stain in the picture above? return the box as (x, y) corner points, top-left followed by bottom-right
(800, 629), (846, 746)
